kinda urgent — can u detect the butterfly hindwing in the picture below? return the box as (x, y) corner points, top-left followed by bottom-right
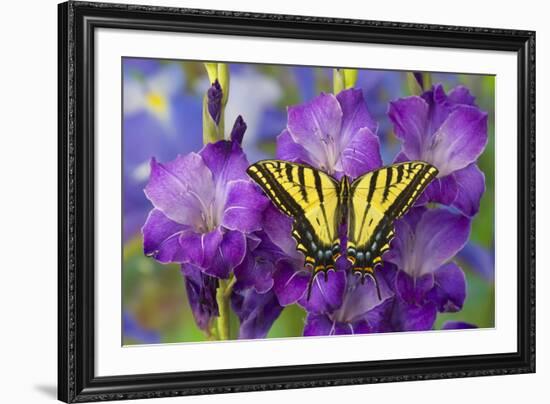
(247, 160), (340, 274)
(347, 161), (438, 276)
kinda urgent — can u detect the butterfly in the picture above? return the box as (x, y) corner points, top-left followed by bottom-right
(246, 160), (438, 298)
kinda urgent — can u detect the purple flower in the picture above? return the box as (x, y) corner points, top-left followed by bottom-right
(276, 88), (382, 180)
(142, 136), (269, 280)
(244, 203), (309, 306)
(303, 268), (394, 336)
(207, 80), (223, 125)
(388, 84), (488, 216)
(230, 115), (247, 145)
(182, 263), (219, 333)
(384, 207), (471, 331)
(270, 88), (389, 310)
(231, 288), (283, 339)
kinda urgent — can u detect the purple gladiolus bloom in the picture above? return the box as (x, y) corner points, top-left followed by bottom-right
(384, 207), (471, 331)
(303, 268), (394, 336)
(276, 88), (382, 180)
(388, 84), (488, 216)
(271, 88), (387, 309)
(142, 133), (269, 280)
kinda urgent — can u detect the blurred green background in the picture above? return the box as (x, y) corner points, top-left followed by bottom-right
(122, 59), (495, 345)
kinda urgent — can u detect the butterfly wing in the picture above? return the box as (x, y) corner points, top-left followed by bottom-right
(247, 160), (341, 274)
(348, 161), (438, 276)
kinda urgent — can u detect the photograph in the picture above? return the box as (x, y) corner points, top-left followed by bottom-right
(54, 2), (536, 402)
(121, 58), (495, 344)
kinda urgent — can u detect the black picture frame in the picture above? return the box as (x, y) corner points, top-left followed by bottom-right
(58, 1), (536, 402)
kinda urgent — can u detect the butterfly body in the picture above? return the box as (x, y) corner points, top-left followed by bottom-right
(247, 160), (438, 287)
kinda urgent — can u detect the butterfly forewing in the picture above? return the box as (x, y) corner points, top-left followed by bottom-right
(347, 161), (438, 276)
(247, 160), (341, 274)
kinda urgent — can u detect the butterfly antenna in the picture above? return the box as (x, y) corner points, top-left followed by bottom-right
(371, 273), (382, 301)
(306, 271), (316, 301)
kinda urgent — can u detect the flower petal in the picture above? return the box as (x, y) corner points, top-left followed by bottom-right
(447, 85), (477, 106)
(391, 299), (437, 331)
(287, 93), (343, 164)
(422, 174), (459, 206)
(298, 270), (346, 314)
(388, 96), (429, 159)
(451, 163), (486, 217)
(222, 180), (269, 232)
(427, 262), (467, 312)
(395, 270), (434, 304)
(231, 289), (283, 339)
(233, 235), (278, 294)
(339, 127), (383, 180)
(273, 260), (310, 306)
(336, 88), (377, 145)
(261, 204), (300, 258)
(303, 313), (334, 336)
(275, 129), (311, 164)
(414, 209), (471, 275)
(179, 228), (223, 270)
(384, 207), (426, 269)
(142, 209), (188, 263)
(389, 208), (471, 276)
(421, 84), (453, 136)
(144, 154), (214, 227)
(338, 269), (393, 321)
(430, 105), (488, 176)
(204, 230), (247, 279)
(200, 140), (250, 184)
(182, 263), (219, 332)
(357, 297), (395, 333)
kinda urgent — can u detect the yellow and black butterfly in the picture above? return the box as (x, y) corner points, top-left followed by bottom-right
(246, 160), (438, 298)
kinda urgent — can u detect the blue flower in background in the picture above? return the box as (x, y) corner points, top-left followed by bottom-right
(123, 311), (161, 344)
(123, 59), (202, 241)
(356, 69), (405, 163)
(292, 66), (318, 102)
(457, 241), (495, 281)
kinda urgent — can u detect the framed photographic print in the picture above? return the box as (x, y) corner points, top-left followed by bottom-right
(58, 1), (535, 402)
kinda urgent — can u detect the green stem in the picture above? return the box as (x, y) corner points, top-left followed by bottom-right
(215, 277), (234, 340)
